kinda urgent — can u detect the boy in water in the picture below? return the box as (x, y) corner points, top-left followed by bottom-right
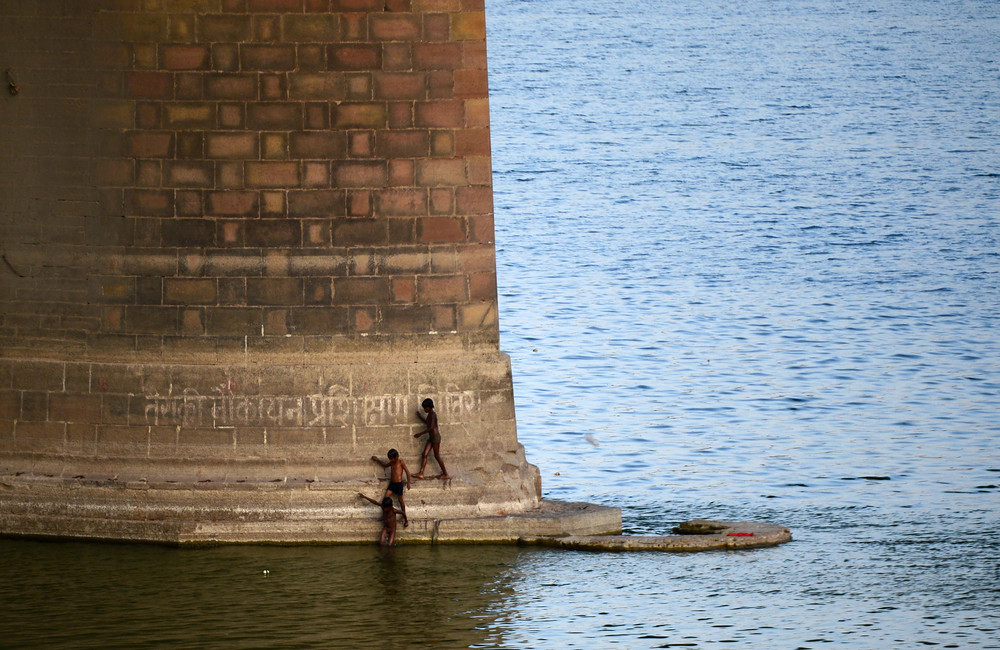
(357, 493), (405, 546)
(413, 398), (449, 479)
(369, 448), (410, 526)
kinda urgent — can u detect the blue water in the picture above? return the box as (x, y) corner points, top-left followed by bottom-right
(3, 0), (999, 647)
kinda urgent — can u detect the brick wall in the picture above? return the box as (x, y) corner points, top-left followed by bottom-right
(0, 0), (499, 359)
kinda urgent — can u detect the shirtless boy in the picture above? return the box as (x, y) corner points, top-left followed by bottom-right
(370, 448), (410, 526)
(413, 398), (449, 479)
(357, 493), (404, 546)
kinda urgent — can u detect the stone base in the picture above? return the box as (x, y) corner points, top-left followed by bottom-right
(0, 470), (621, 545)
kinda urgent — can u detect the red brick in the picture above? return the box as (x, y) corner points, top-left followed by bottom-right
(207, 132), (258, 159)
(467, 212), (494, 243)
(463, 41), (488, 70)
(416, 159), (466, 186)
(261, 74), (287, 100)
(418, 216), (465, 242)
(328, 44), (380, 71)
(418, 275), (466, 303)
(128, 131), (173, 158)
(246, 162), (300, 187)
(377, 130), (428, 158)
(383, 42), (412, 71)
(289, 132), (346, 158)
(429, 187), (453, 214)
(414, 43), (463, 70)
(456, 186), (492, 214)
(468, 271), (496, 300)
(288, 190), (346, 217)
(245, 220), (301, 246)
(283, 14), (339, 41)
(415, 100), (463, 128)
(388, 159), (414, 186)
(247, 103), (302, 130)
(165, 162), (214, 188)
(126, 190), (174, 217)
(371, 14), (420, 41)
(254, 15), (281, 41)
(288, 72), (345, 99)
(374, 72), (426, 100)
(162, 45), (210, 71)
(208, 191), (259, 216)
(458, 243), (496, 272)
(376, 189), (427, 216)
(250, 0), (304, 9)
(455, 128), (491, 156)
(126, 71), (173, 99)
(347, 190), (372, 216)
(305, 103), (330, 129)
(390, 276), (416, 303)
(213, 44), (240, 71)
(333, 277), (389, 305)
(333, 103), (387, 129)
(333, 220), (387, 246)
(198, 14), (252, 42)
(205, 74), (257, 100)
(241, 45), (296, 71)
(332, 0), (382, 10)
(334, 162), (386, 188)
(454, 69), (487, 99)
(423, 13), (450, 41)
(385, 0), (411, 9)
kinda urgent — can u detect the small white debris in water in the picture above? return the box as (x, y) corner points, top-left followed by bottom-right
(584, 434), (600, 447)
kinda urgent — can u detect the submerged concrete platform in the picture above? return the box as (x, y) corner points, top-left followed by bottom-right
(520, 519), (793, 552)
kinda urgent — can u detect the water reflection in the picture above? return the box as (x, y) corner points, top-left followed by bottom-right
(0, 540), (523, 649)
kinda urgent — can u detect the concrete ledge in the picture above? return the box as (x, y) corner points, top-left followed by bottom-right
(519, 519), (792, 552)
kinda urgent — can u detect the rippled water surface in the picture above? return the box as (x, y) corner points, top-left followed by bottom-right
(4, 0), (1000, 647)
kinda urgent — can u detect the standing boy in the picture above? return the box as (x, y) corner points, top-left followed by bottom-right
(357, 493), (404, 546)
(413, 398), (449, 479)
(370, 449), (410, 526)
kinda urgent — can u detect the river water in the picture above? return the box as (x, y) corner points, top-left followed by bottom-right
(3, 0), (1000, 647)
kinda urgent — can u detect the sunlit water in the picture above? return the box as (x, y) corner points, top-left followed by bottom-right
(3, 0), (999, 647)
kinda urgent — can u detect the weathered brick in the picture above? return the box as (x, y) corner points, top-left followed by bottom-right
(347, 190), (371, 216)
(164, 161), (214, 188)
(468, 271), (496, 300)
(283, 14), (339, 41)
(289, 132), (346, 158)
(334, 220), (387, 246)
(458, 243), (496, 272)
(246, 219), (301, 247)
(451, 11), (486, 41)
(463, 40), (488, 71)
(208, 191), (259, 216)
(390, 276), (416, 303)
(206, 308), (263, 335)
(455, 127), (490, 156)
(13, 421), (66, 452)
(427, 69), (454, 98)
(206, 133), (258, 159)
(247, 278), (303, 306)
(332, 0), (382, 11)
(459, 301), (496, 330)
(454, 69), (487, 99)
(418, 216), (465, 242)
(303, 161), (330, 186)
(164, 279), (216, 305)
(288, 72), (345, 99)
(127, 189), (174, 217)
(288, 307), (350, 334)
(465, 97), (489, 127)
(372, 14), (421, 41)
(261, 74), (287, 100)
(249, 0), (303, 10)
(328, 44), (380, 71)
(415, 100), (464, 128)
(177, 132), (205, 159)
(288, 190), (345, 217)
(333, 277), (389, 305)
(246, 162), (300, 187)
(333, 103), (387, 129)
(304, 278), (332, 304)
(241, 45), (296, 70)
(247, 103), (302, 130)
(376, 188), (427, 216)
(12, 361), (64, 392)
(374, 72), (426, 100)
(205, 74), (257, 100)
(162, 44), (210, 70)
(126, 71), (173, 99)
(414, 43), (463, 70)
(164, 103), (215, 128)
(176, 190), (204, 216)
(125, 306), (178, 335)
(334, 161), (386, 188)
(431, 304), (456, 331)
(417, 275), (466, 303)
(416, 159), (466, 186)
(381, 304), (431, 333)
(161, 218), (216, 246)
(422, 12), (450, 41)
(198, 14), (252, 42)
(455, 185), (492, 214)
(298, 44), (326, 70)
(213, 43), (240, 71)
(128, 131), (173, 158)
(430, 130), (454, 157)
(376, 130), (428, 158)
